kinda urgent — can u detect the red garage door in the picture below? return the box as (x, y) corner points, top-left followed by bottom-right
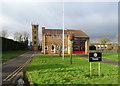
(73, 40), (85, 54)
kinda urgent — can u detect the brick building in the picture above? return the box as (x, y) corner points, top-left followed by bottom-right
(42, 27), (89, 54)
(32, 25), (39, 51)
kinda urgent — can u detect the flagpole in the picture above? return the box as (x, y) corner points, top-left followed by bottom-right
(62, 0), (64, 60)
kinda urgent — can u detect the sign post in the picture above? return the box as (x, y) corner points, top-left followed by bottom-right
(90, 62), (92, 77)
(98, 62), (100, 76)
(89, 52), (102, 77)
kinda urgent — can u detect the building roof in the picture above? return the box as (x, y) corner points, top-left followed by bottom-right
(42, 28), (89, 37)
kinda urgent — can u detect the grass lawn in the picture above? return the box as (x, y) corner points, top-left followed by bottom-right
(2, 50), (27, 62)
(102, 53), (119, 61)
(26, 55), (119, 84)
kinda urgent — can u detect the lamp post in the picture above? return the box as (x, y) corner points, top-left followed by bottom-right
(62, 0), (64, 60)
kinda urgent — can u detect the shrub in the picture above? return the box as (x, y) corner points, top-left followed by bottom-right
(2, 37), (26, 52)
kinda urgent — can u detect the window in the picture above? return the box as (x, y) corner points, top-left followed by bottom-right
(105, 45), (107, 48)
(51, 34), (54, 38)
(58, 35), (66, 39)
(51, 45), (55, 50)
(64, 46), (67, 51)
(64, 35), (67, 39)
(98, 45), (101, 49)
(101, 45), (104, 49)
(34, 31), (36, 34)
(45, 46), (48, 50)
(34, 25), (36, 28)
(34, 36), (36, 39)
(58, 35), (62, 39)
(34, 41), (36, 44)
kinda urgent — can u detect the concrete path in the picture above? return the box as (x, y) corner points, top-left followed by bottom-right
(2, 51), (41, 86)
(77, 54), (120, 66)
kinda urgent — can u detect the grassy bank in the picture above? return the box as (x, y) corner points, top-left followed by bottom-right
(2, 50), (27, 62)
(102, 53), (119, 61)
(26, 55), (119, 84)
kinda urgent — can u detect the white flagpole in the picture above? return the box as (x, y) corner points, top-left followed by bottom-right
(62, 0), (64, 60)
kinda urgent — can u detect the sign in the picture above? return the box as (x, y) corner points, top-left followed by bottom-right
(89, 52), (102, 62)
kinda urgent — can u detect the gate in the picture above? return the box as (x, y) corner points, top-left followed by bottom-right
(73, 40), (85, 54)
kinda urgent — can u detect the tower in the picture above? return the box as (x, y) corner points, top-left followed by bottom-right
(32, 24), (39, 51)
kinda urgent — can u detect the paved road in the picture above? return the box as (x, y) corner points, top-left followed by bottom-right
(77, 54), (120, 66)
(2, 51), (40, 86)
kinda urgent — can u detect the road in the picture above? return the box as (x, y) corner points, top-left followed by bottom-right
(77, 54), (120, 66)
(2, 51), (40, 86)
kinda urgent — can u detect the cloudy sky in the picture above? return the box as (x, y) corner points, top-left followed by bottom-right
(0, 0), (118, 42)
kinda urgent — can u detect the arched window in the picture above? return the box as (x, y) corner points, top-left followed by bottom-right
(51, 45), (54, 50)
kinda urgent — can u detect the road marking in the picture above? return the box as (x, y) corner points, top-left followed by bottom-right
(7, 59), (31, 81)
(3, 56), (32, 81)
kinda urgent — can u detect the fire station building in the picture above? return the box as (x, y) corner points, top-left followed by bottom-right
(32, 25), (89, 54)
(41, 27), (89, 54)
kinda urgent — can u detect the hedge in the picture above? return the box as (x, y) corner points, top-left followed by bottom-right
(1, 37), (27, 52)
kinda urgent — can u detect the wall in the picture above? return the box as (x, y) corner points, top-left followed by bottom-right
(42, 35), (68, 54)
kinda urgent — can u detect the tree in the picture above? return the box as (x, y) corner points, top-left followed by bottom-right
(100, 37), (109, 44)
(0, 30), (8, 38)
(114, 34), (120, 44)
(22, 32), (30, 42)
(14, 32), (22, 42)
(92, 37), (110, 44)
(92, 38), (101, 43)
(14, 32), (30, 43)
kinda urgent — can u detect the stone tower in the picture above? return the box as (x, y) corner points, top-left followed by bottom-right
(32, 24), (39, 51)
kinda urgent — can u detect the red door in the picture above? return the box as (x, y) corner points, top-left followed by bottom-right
(73, 40), (85, 54)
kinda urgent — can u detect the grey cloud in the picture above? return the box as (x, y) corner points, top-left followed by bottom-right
(1, 2), (118, 42)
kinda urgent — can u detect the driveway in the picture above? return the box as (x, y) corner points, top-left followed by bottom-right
(77, 54), (120, 66)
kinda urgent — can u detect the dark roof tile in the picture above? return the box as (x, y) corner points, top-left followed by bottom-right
(42, 29), (89, 37)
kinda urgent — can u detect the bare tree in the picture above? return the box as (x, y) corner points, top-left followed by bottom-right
(0, 30), (8, 38)
(22, 32), (30, 42)
(14, 32), (22, 42)
(14, 31), (30, 43)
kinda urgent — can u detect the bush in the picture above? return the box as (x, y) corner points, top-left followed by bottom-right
(2, 37), (27, 52)
(89, 45), (96, 50)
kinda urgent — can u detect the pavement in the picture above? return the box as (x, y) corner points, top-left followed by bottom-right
(2, 51), (41, 86)
(77, 54), (120, 66)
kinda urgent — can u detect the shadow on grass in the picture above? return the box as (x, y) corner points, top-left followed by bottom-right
(32, 83), (119, 86)
(26, 64), (68, 71)
(85, 74), (104, 79)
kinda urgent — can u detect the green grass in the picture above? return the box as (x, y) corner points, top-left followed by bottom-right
(2, 50), (27, 62)
(102, 53), (119, 61)
(26, 55), (119, 84)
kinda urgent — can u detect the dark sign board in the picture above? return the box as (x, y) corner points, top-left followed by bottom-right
(89, 52), (102, 62)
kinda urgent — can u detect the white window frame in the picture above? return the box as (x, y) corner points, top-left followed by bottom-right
(101, 45), (104, 49)
(44, 46), (48, 50)
(51, 45), (55, 53)
(98, 45), (101, 49)
(105, 45), (108, 49)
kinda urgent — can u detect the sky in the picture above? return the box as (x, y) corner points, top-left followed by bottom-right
(0, 0), (118, 42)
